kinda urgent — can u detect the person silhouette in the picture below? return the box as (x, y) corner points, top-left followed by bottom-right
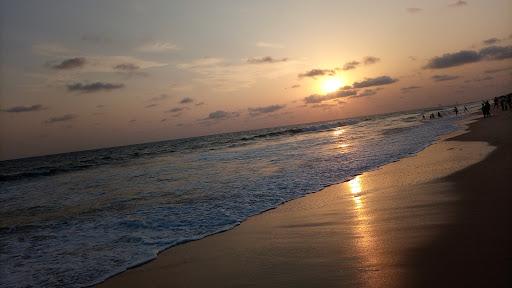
(437, 111), (442, 118)
(454, 106), (459, 115)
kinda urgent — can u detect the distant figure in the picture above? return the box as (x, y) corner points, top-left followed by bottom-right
(482, 100), (491, 118)
(464, 105), (469, 113)
(500, 97), (507, 111)
(437, 111), (442, 118)
(508, 95), (512, 111)
(453, 106), (459, 115)
(430, 113), (435, 119)
(422, 114), (426, 120)
(494, 97), (499, 109)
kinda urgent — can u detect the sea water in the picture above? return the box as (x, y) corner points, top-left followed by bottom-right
(0, 107), (470, 287)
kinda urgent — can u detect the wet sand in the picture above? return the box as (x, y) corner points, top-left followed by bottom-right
(97, 112), (511, 288)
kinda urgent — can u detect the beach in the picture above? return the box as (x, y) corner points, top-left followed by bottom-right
(96, 111), (512, 288)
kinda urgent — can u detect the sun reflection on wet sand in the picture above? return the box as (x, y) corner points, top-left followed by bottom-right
(348, 175), (381, 287)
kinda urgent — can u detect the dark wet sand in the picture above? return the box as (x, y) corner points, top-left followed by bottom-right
(98, 112), (511, 288)
(404, 111), (512, 288)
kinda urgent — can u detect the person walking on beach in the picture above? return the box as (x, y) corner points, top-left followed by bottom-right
(437, 111), (442, 118)
(494, 97), (500, 109)
(507, 95), (512, 111)
(464, 105), (469, 113)
(454, 106), (459, 115)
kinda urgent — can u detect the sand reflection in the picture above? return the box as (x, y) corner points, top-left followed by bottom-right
(348, 175), (381, 286)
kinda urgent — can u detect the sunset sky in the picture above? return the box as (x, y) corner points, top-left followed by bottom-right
(1, 0), (511, 160)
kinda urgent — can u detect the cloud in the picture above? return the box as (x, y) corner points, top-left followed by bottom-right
(137, 42), (178, 53)
(465, 76), (494, 83)
(479, 45), (512, 60)
(52, 57), (86, 70)
(483, 38), (501, 46)
(363, 56), (380, 65)
(352, 76), (398, 88)
(406, 7), (423, 13)
(355, 88), (379, 97)
(298, 69), (336, 78)
(400, 86), (422, 93)
(304, 89), (357, 104)
(161, 118), (167, 122)
(96, 104), (105, 108)
(1, 104), (46, 113)
(424, 50), (481, 69)
(425, 46), (512, 69)
(145, 103), (158, 108)
(449, 1), (468, 7)
(291, 84), (300, 88)
(177, 57), (224, 69)
(204, 110), (240, 121)
(128, 119), (136, 123)
(44, 114), (77, 124)
(195, 102), (205, 106)
(484, 66), (512, 74)
(247, 56), (288, 64)
(149, 94), (170, 102)
(343, 61), (360, 70)
(256, 42), (284, 48)
(67, 82), (124, 93)
(180, 97), (194, 104)
(431, 74), (460, 81)
(178, 57), (300, 91)
(166, 107), (186, 113)
(113, 63), (140, 71)
(248, 104), (286, 116)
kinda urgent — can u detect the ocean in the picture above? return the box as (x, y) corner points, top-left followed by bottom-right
(0, 107), (471, 287)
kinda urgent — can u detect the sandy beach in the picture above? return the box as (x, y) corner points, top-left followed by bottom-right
(97, 111), (511, 288)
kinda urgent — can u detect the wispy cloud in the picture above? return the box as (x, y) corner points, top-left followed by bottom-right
(363, 56), (380, 65)
(247, 56), (288, 64)
(256, 42), (284, 48)
(484, 66), (512, 74)
(406, 7), (423, 13)
(291, 84), (301, 88)
(400, 86), (422, 93)
(342, 61), (360, 71)
(137, 42), (178, 53)
(431, 74), (460, 81)
(166, 107), (186, 113)
(52, 57), (86, 70)
(1, 104), (46, 113)
(483, 38), (501, 46)
(149, 94), (170, 102)
(352, 76), (398, 88)
(180, 97), (194, 104)
(355, 88), (380, 97)
(178, 57), (300, 91)
(203, 110), (240, 121)
(298, 69), (336, 78)
(67, 82), (124, 93)
(113, 63), (140, 71)
(248, 104), (286, 116)
(449, 1), (468, 7)
(304, 89), (357, 104)
(44, 114), (77, 124)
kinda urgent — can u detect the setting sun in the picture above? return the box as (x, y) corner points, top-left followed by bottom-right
(321, 77), (344, 93)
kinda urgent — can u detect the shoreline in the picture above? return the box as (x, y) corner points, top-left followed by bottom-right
(97, 112), (510, 287)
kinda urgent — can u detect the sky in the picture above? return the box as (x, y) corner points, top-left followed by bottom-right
(1, 0), (511, 160)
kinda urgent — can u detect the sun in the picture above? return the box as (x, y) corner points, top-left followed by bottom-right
(321, 77), (344, 93)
